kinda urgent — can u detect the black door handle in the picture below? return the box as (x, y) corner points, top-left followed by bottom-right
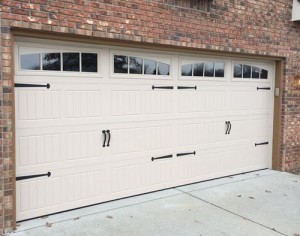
(228, 121), (232, 134)
(106, 130), (111, 147)
(102, 130), (107, 147)
(225, 121), (229, 135)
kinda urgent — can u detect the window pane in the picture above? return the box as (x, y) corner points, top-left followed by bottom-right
(144, 59), (157, 75)
(42, 53), (61, 71)
(157, 62), (170, 75)
(214, 63), (224, 77)
(252, 66), (260, 79)
(234, 64), (242, 78)
(204, 63), (214, 77)
(181, 64), (192, 76)
(261, 69), (268, 79)
(21, 54), (40, 70)
(129, 57), (143, 74)
(82, 53), (97, 72)
(63, 53), (79, 72)
(114, 55), (128, 74)
(243, 65), (251, 78)
(193, 63), (203, 76)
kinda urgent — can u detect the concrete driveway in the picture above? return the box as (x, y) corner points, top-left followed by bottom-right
(10, 170), (300, 236)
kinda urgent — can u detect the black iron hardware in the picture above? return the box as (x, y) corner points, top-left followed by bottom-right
(151, 154), (173, 161)
(16, 172), (51, 181)
(177, 86), (197, 90)
(255, 142), (269, 147)
(228, 121), (232, 134)
(102, 130), (107, 147)
(225, 121), (229, 135)
(152, 86), (174, 90)
(177, 151), (196, 157)
(106, 130), (111, 147)
(15, 83), (50, 89)
(257, 87), (271, 90)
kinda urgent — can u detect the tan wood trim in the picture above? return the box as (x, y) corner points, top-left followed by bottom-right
(272, 60), (283, 170)
(11, 28), (284, 61)
(11, 32), (17, 229)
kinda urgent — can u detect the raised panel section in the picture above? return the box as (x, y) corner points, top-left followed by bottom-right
(66, 90), (104, 118)
(178, 90), (226, 113)
(18, 133), (62, 167)
(16, 90), (61, 120)
(144, 90), (174, 115)
(112, 128), (144, 155)
(230, 87), (271, 112)
(249, 118), (269, 138)
(66, 131), (102, 160)
(178, 121), (225, 147)
(19, 177), (62, 213)
(144, 125), (174, 150)
(111, 90), (142, 116)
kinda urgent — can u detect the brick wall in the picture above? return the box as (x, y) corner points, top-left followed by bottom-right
(0, 0), (300, 233)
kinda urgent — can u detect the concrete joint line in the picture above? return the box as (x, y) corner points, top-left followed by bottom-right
(181, 172), (279, 195)
(177, 189), (288, 236)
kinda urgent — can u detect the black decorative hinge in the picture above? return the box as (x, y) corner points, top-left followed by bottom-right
(257, 87), (270, 90)
(177, 86), (197, 90)
(177, 151), (196, 157)
(152, 86), (174, 90)
(16, 172), (51, 181)
(15, 83), (50, 89)
(255, 142), (269, 147)
(152, 154), (173, 161)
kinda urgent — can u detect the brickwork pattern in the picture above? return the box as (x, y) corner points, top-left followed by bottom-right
(0, 0), (300, 233)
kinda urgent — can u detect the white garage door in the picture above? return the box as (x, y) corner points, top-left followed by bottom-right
(14, 38), (274, 221)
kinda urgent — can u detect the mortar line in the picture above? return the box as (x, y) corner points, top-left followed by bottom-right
(177, 188), (288, 236)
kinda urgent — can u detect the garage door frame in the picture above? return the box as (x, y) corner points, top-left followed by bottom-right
(9, 29), (283, 226)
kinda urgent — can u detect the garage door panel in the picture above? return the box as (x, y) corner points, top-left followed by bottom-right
(16, 89), (61, 121)
(15, 41), (274, 221)
(111, 90), (143, 116)
(17, 133), (62, 168)
(178, 89), (227, 114)
(244, 146), (269, 168)
(230, 86), (271, 114)
(17, 170), (112, 218)
(145, 90), (174, 115)
(249, 117), (270, 138)
(66, 90), (104, 118)
(110, 85), (175, 117)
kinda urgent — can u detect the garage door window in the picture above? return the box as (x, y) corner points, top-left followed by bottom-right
(20, 49), (98, 73)
(63, 53), (80, 72)
(42, 53), (61, 71)
(113, 54), (170, 76)
(20, 53), (40, 70)
(181, 62), (224, 77)
(234, 64), (268, 79)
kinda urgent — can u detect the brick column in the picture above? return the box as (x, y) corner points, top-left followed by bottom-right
(0, 15), (15, 234)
